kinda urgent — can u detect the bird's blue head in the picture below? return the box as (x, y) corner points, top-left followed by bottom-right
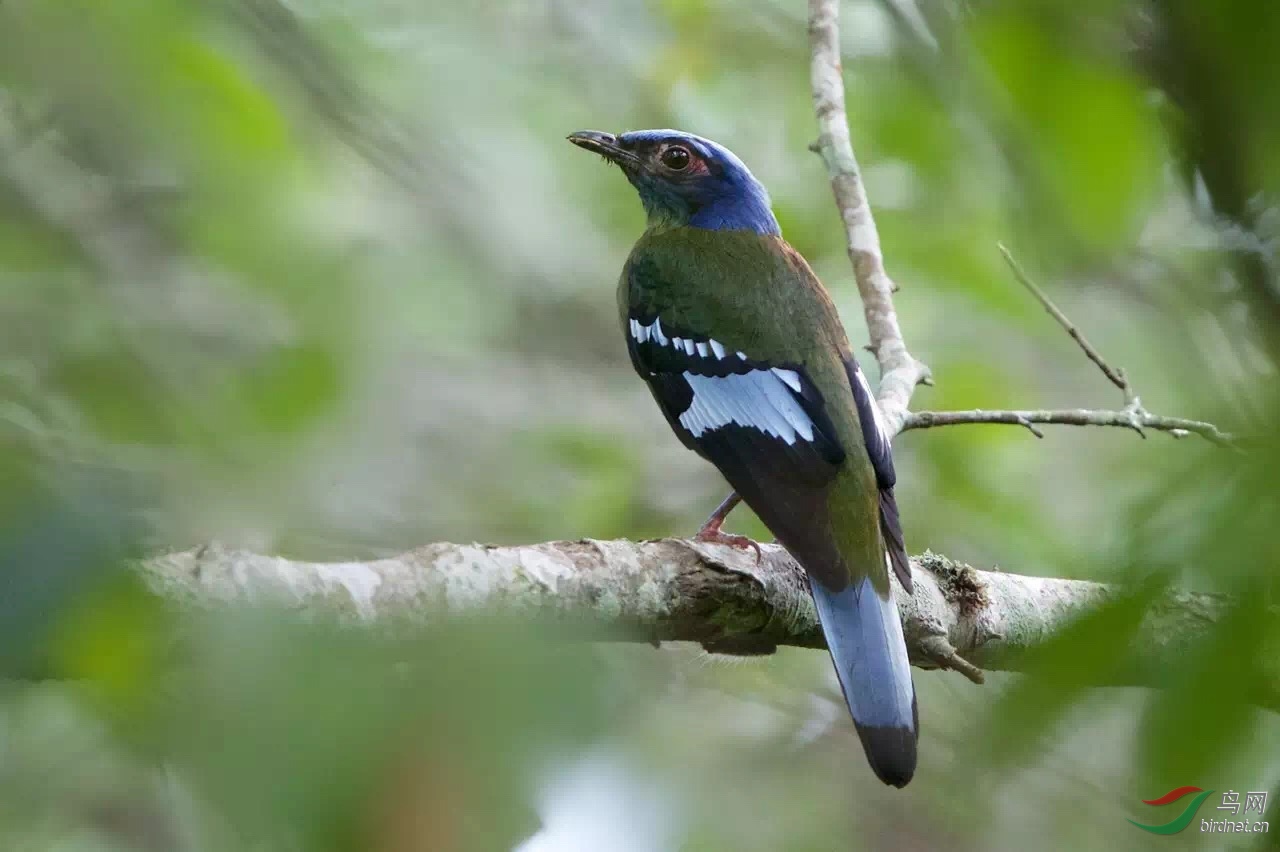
(568, 129), (780, 236)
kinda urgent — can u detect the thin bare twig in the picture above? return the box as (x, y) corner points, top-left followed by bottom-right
(904, 408), (1234, 446)
(991, 243), (1239, 444)
(998, 242), (1133, 400)
(900, 246), (1240, 446)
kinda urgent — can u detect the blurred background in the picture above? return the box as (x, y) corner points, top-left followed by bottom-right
(2, 0), (1278, 849)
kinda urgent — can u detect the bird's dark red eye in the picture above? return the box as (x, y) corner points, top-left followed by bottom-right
(661, 146), (691, 171)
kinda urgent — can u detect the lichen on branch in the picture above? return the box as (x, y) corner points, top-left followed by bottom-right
(140, 538), (1246, 700)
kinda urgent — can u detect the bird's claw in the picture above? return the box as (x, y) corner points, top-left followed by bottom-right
(694, 528), (763, 564)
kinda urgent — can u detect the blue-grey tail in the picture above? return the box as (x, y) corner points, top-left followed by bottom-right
(809, 574), (917, 787)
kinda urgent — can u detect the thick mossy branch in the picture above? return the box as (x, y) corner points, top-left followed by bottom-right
(139, 539), (1251, 699)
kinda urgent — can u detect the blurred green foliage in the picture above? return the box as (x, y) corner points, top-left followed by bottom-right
(1, 0), (1279, 848)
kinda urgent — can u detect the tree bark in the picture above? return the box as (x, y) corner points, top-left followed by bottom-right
(140, 538), (1239, 697)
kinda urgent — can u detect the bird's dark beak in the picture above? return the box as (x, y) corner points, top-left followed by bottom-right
(567, 130), (639, 170)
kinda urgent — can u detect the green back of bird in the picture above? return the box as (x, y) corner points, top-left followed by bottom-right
(618, 227), (887, 592)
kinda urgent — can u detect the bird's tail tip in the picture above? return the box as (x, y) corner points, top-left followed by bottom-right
(854, 699), (918, 787)
(808, 574), (918, 787)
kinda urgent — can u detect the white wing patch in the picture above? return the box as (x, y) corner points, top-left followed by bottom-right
(629, 317), (817, 445)
(630, 318), (733, 363)
(772, 368), (803, 393)
(853, 366), (890, 447)
(679, 371), (815, 444)
(651, 318), (668, 346)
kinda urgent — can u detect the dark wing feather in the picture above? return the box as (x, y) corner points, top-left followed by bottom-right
(696, 424), (844, 588)
(625, 313), (851, 589)
(878, 489), (911, 592)
(843, 356), (895, 489)
(844, 356), (912, 593)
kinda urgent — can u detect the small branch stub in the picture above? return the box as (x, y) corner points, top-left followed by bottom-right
(919, 635), (986, 684)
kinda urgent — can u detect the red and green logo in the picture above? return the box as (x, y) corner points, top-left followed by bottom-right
(1129, 786), (1215, 834)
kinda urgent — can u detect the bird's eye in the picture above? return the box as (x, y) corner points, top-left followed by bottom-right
(661, 146), (691, 171)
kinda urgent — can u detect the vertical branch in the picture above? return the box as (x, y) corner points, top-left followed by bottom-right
(807, 0), (931, 437)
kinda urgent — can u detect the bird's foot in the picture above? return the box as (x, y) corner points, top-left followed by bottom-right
(695, 491), (761, 562)
(694, 523), (762, 564)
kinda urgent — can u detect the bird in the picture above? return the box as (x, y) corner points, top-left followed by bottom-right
(568, 128), (917, 787)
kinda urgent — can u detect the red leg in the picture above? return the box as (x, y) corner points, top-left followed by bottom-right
(694, 491), (761, 562)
